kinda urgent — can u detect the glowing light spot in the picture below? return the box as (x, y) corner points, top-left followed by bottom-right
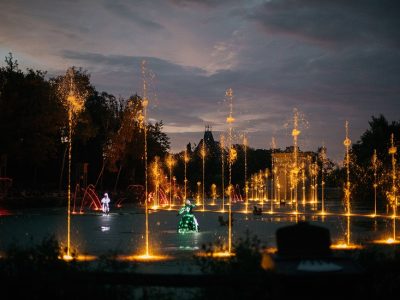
(196, 251), (235, 258)
(330, 243), (363, 250)
(120, 254), (171, 262)
(62, 254), (97, 261)
(372, 238), (400, 245)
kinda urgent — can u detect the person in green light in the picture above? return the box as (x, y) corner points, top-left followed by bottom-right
(177, 199), (199, 233)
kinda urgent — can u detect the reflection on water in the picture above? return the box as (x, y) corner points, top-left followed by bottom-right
(0, 199), (398, 257)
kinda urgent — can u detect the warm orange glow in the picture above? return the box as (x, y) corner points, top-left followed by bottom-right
(264, 247), (278, 254)
(196, 251), (235, 258)
(62, 254), (74, 261)
(119, 254), (171, 262)
(372, 238), (400, 245)
(330, 243), (363, 250)
(75, 254), (97, 261)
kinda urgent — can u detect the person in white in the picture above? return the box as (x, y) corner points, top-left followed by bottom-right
(101, 192), (110, 214)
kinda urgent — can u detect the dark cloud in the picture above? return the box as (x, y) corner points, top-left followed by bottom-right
(62, 50), (205, 74)
(170, 0), (230, 8)
(104, 2), (164, 30)
(249, 0), (400, 47)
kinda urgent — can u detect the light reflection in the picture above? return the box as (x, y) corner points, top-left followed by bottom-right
(196, 251), (235, 258)
(330, 243), (363, 250)
(62, 254), (97, 261)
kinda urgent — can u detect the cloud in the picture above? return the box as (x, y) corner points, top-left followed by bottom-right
(249, 0), (400, 48)
(103, 1), (164, 31)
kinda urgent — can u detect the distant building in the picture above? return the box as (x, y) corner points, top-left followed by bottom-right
(271, 146), (318, 202)
(195, 125), (219, 157)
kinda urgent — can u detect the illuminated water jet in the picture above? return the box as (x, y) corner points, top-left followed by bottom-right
(342, 121), (352, 246)
(166, 154), (175, 209)
(201, 140), (206, 211)
(196, 181), (201, 206)
(211, 183), (217, 205)
(184, 149), (189, 203)
(243, 134), (248, 213)
(343, 121), (352, 216)
(141, 60), (150, 256)
(226, 88), (235, 254)
(271, 137), (277, 209)
(320, 145), (327, 214)
(372, 149), (378, 217)
(58, 68), (87, 258)
(291, 108), (300, 213)
(264, 168), (269, 205)
(220, 134), (225, 212)
(387, 133), (398, 241)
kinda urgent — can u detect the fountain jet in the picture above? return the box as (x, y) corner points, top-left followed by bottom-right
(220, 134), (225, 212)
(388, 133), (397, 241)
(58, 68), (87, 259)
(226, 88), (235, 254)
(343, 121), (352, 245)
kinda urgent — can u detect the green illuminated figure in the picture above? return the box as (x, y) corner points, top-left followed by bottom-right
(177, 200), (199, 233)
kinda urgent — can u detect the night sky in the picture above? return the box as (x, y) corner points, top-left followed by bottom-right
(1, 0), (399, 162)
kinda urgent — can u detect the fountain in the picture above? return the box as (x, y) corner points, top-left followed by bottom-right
(152, 156), (161, 208)
(271, 137), (277, 208)
(259, 170), (264, 209)
(284, 164), (288, 202)
(291, 109), (300, 214)
(184, 149), (189, 203)
(196, 181), (201, 205)
(301, 162), (306, 205)
(320, 146), (327, 215)
(343, 121), (352, 217)
(330, 121), (362, 249)
(371, 135), (399, 245)
(58, 68), (87, 260)
(201, 140), (206, 211)
(243, 134), (248, 213)
(251, 175), (255, 201)
(226, 88), (235, 255)
(264, 168), (269, 205)
(388, 133), (397, 241)
(372, 149), (378, 217)
(311, 161), (318, 205)
(220, 134), (225, 212)
(127, 61), (169, 261)
(342, 121), (352, 247)
(211, 183), (217, 205)
(271, 167), (276, 214)
(166, 154), (175, 209)
(141, 60), (150, 257)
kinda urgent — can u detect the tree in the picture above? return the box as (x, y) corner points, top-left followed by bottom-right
(351, 115), (400, 205)
(0, 53), (64, 187)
